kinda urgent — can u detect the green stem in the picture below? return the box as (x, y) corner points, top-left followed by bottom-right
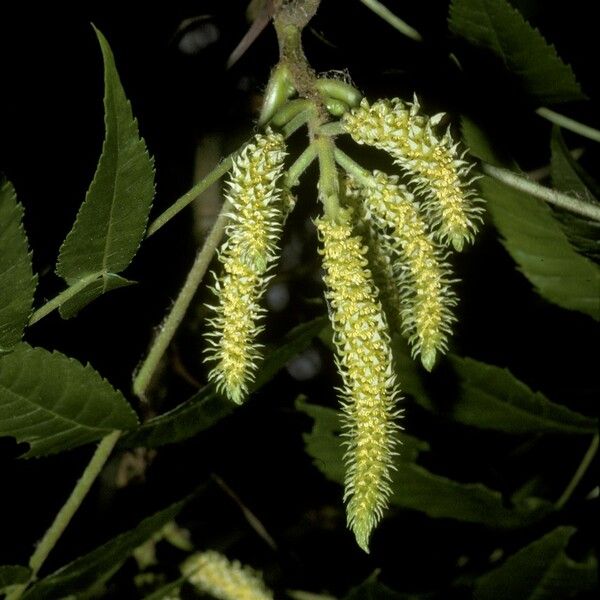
(316, 136), (340, 220)
(555, 433), (599, 509)
(28, 274), (99, 325)
(285, 142), (318, 188)
(319, 121), (345, 136)
(280, 107), (314, 138)
(7, 431), (122, 600)
(334, 147), (375, 187)
(146, 156), (234, 238)
(536, 107), (600, 144)
(481, 162), (600, 222)
(132, 201), (230, 400)
(359, 0), (423, 42)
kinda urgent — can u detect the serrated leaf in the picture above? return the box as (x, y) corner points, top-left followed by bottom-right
(0, 345), (138, 457)
(59, 273), (134, 319)
(296, 397), (549, 529)
(449, 0), (585, 103)
(475, 526), (598, 599)
(55, 27), (154, 314)
(550, 128), (600, 265)
(23, 497), (189, 600)
(392, 337), (594, 435)
(120, 316), (328, 449)
(463, 117), (600, 320)
(0, 179), (37, 351)
(446, 355), (596, 434)
(0, 565), (31, 592)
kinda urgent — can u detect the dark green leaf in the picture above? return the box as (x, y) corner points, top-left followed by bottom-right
(142, 577), (185, 600)
(0, 565), (31, 592)
(449, 0), (584, 103)
(0, 345), (138, 457)
(296, 397), (549, 528)
(550, 127), (600, 265)
(344, 572), (407, 600)
(475, 526), (598, 599)
(447, 355), (596, 434)
(463, 117), (600, 320)
(59, 273), (134, 319)
(391, 337), (594, 434)
(23, 498), (188, 600)
(0, 179), (37, 351)
(120, 317), (328, 449)
(56, 27), (154, 313)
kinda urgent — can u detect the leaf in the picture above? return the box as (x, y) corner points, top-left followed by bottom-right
(142, 577), (185, 600)
(0, 345), (138, 457)
(474, 526), (598, 599)
(296, 397), (549, 529)
(0, 179), (37, 351)
(463, 117), (600, 321)
(23, 498), (189, 600)
(550, 127), (600, 265)
(448, 0), (585, 103)
(0, 565), (31, 592)
(59, 273), (134, 319)
(55, 27), (155, 316)
(344, 572), (407, 600)
(120, 316), (328, 449)
(448, 355), (595, 434)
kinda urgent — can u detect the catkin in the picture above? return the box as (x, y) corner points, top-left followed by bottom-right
(347, 171), (457, 371)
(205, 130), (287, 404)
(343, 97), (482, 251)
(181, 551), (273, 600)
(317, 211), (402, 552)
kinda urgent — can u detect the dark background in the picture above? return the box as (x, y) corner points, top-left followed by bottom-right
(1, 1), (598, 597)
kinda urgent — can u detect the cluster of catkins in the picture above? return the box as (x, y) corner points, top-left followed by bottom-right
(204, 96), (482, 552)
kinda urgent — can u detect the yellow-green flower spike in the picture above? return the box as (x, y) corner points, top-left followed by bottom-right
(317, 211), (402, 553)
(181, 551), (273, 600)
(347, 171), (457, 371)
(342, 97), (483, 251)
(205, 131), (287, 404)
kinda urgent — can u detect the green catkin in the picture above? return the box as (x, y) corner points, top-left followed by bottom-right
(204, 131), (287, 404)
(343, 97), (483, 251)
(347, 171), (457, 371)
(317, 211), (402, 553)
(180, 551), (273, 600)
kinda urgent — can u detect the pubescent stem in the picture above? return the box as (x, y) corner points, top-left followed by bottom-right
(132, 200), (231, 400)
(333, 147), (375, 188)
(555, 432), (599, 509)
(6, 431), (122, 600)
(146, 156), (235, 238)
(359, 0), (423, 42)
(482, 162), (600, 222)
(316, 136), (340, 220)
(536, 107), (600, 144)
(285, 142), (318, 188)
(28, 274), (99, 325)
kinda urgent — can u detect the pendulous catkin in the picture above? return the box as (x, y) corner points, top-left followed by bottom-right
(317, 211), (402, 552)
(204, 130), (287, 404)
(343, 97), (483, 251)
